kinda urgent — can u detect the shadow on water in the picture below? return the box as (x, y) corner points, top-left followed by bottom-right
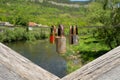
(5, 40), (67, 78)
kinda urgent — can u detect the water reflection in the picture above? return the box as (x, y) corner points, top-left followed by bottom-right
(5, 40), (67, 78)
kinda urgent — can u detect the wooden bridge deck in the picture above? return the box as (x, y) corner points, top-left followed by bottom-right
(0, 42), (120, 80)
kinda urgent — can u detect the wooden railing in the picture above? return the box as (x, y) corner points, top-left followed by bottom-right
(0, 43), (60, 80)
(0, 42), (120, 80)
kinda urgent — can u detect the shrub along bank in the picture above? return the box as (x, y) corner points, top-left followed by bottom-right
(0, 27), (48, 43)
(62, 28), (110, 74)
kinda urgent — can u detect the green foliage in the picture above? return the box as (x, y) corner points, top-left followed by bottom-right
(0, 0), (88, 26)
(0, 27), (48, 42)
(67, 60), (81, 74)
(62, 28), (110, 74)
(87, 1), (120, 49)
(0, 28), (25, 42)
(24, 32), (36, 41)
(0, 0), (120, 74)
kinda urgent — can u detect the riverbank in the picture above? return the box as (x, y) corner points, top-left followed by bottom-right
(1, 26), (110, 75)
(0, 27), (48, 43)
(61, 32), (110, 74)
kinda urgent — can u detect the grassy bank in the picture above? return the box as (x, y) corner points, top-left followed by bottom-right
(0, 27), (48, 43)
(62, 28), (110, 74)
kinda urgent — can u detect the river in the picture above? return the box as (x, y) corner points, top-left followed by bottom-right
(5, 40), (67, 78)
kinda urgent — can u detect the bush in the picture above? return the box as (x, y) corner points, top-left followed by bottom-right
(0, 27), (48, 43)
(24, 32), (36, 41)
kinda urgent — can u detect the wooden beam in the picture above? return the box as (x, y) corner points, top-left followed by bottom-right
(61, 46), (120, 80)
(0, 43), (60, 80)
(1, 42), (120, 80)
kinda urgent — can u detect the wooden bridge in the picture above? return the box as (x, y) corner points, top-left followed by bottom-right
(0, 42), (120, 80)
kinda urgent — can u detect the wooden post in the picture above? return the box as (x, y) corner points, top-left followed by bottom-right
(72, 35), (79, 45)
(69, 25), (79, 45)
(55, 24), (66, 53)
(56, 36), (66, 54)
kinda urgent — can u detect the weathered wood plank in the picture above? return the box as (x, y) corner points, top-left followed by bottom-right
(0, 64), (25, 80)
(96, 65), (120, 80)
(61, 46), (120, 80)
(0, 43), (60, 80)
(1, 42), (120, 80)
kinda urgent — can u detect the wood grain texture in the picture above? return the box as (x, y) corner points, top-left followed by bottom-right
(0, 43), (60, 80)
(61, 46), (120, 80)
(1, 42), (120, 80)
(55, 36), (66, 54)
(0, 64), (26, 80)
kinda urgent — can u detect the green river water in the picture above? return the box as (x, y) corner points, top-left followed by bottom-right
(5, 40), (67, 78)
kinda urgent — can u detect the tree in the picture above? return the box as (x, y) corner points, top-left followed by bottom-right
(88, 0), (120, 49)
